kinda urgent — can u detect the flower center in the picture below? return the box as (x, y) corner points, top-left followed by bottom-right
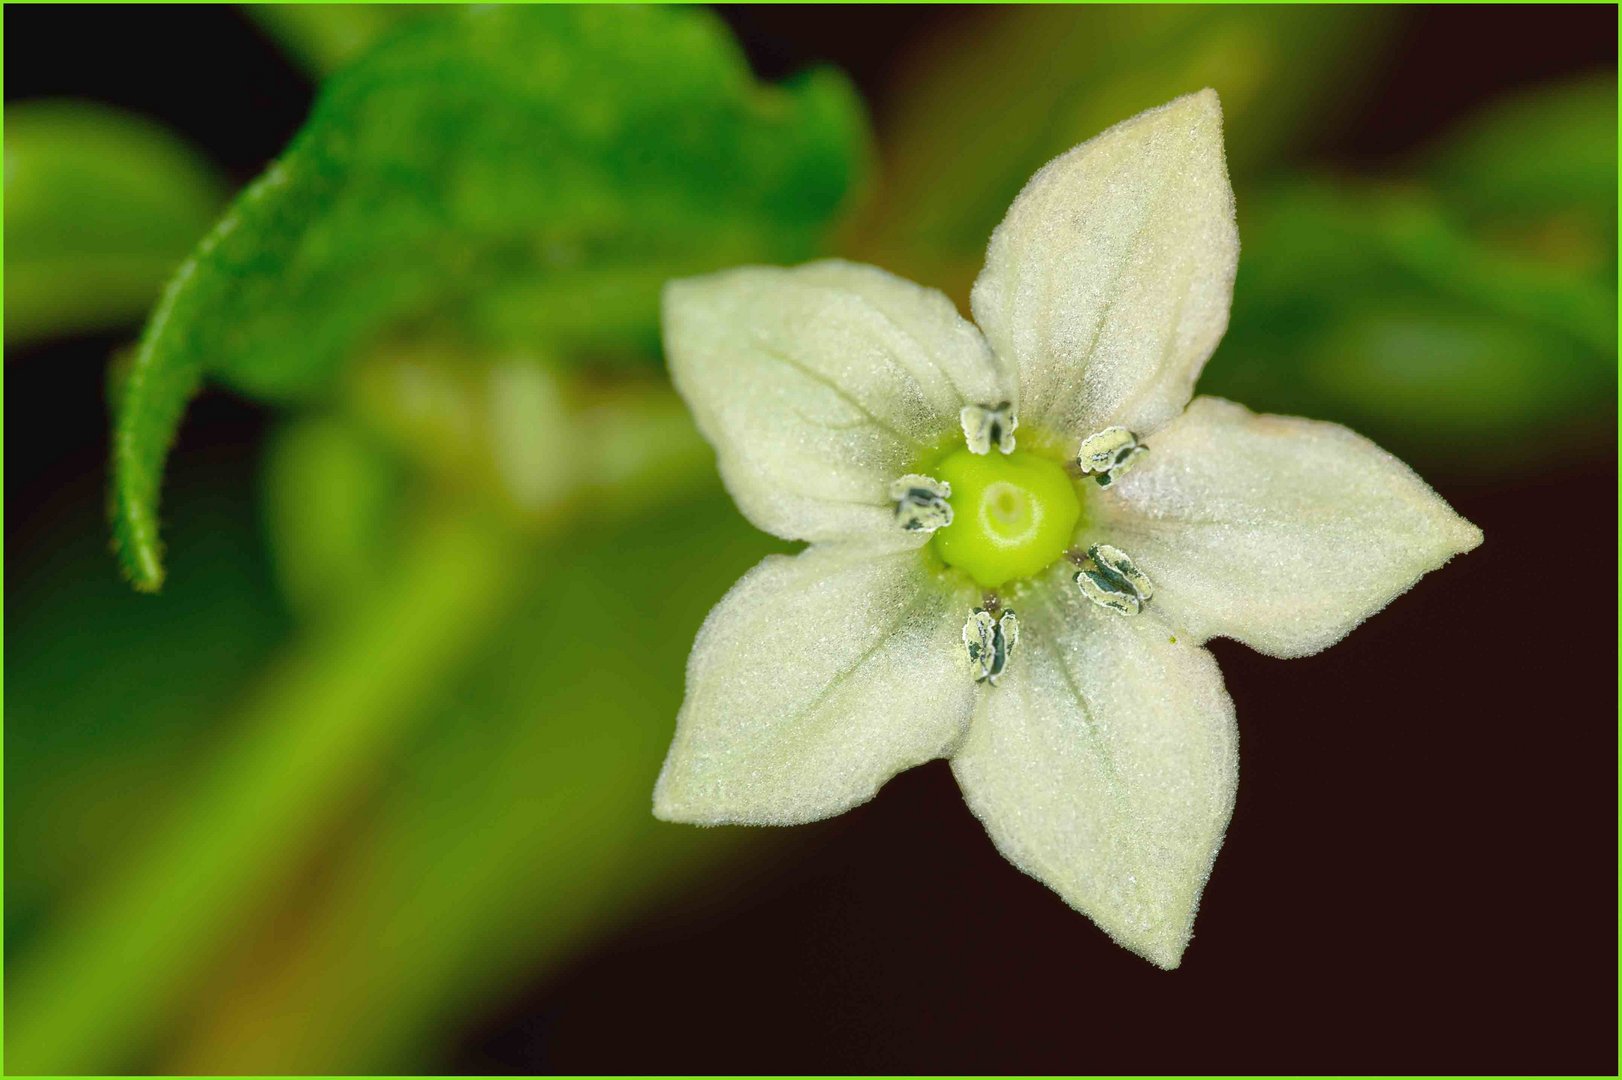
(931, 447), (1081, 589)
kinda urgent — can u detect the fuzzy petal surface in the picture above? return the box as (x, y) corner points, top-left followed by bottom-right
(970, 89), (1238, 446)
(655, 544), (979, 825)
(951, 572), (1238, 968)
(665, 260), (1012, 547)
(1093, 396), (1484, 658)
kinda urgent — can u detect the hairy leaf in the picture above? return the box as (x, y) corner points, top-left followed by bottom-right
(112, 5), (866, 590)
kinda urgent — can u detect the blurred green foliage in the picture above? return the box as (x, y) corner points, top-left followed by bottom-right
(1426, 74), (1616, 227)
(343, 350), (716, 529)
(1209, 75), (1618, 466)
(263, 416), (403, 621)
(4, 4), (1616, 1075)
(110, 4), (865, 591)
(168, 493), (782, 1073)
(245, 3), (426, 75)
(5, 455), (290, 955)
(851, 6), (1394, 278)
(3, 101), (226, 345)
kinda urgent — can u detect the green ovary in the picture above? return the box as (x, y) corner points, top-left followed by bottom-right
(931, 447), (1082, 590)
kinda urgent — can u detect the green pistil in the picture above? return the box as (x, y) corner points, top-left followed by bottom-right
(931, 447), (1082, 590)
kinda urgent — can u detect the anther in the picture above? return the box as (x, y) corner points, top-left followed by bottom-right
(1075, 543), (1154, 616)
(960, 402), (1018, 455)
(964, 607), (1019, 685)
(1076, 426), (1147, 487)
(889, 474), (953, 533)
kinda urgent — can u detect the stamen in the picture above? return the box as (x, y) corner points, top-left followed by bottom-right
(889, 474), (953, 533)
(964, 607), (1019, 685)
(1075, 543), (1154, 616)
(1076, 426), (1147, 487)
(960, 402), (1018, 455)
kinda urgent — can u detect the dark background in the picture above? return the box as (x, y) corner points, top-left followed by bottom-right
(6, 5), (1617, 1074)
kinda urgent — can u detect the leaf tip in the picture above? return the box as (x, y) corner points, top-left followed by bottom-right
(110, 490), (167, 593)
(126, 546), (167, 594)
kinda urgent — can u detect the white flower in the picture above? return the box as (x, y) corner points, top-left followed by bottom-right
(651, 91), (1481, 968)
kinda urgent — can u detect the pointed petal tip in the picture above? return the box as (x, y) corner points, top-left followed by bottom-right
(1104, 909), (1197, 970)
(1421, 508), (1482, 576)
(650, 759), (752, 826)
(650, 775), (682, 823)
(1103, 911), (1197, 971)
(1143, 942), (1186, 972)
(971, 87), (1237, 441)
(1086, 88), (1225, 153)
(1188, 86), (1222, 110)
(651, 800), (719, 827)
(649, 770), (738, 827)
(1096, 398), (1487, 659)
(1086, 909), (1195, 970)
(1149, 87), (1223, 129)
(950, 598), (1234, 970)
(1452, 518), (1485, 556)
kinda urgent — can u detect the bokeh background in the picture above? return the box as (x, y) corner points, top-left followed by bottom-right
(5, 5), (1617, 1073)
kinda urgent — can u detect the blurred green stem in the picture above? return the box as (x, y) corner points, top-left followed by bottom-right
(1372, 193), (1615, 354)
(6, 508), (518, 1074)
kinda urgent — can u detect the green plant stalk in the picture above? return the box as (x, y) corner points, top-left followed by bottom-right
(5, 508), (518, 1074)
(13, 377), (715, 1073)
(166, 489), (774, 1072)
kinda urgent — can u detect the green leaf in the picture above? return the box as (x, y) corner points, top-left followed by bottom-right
(112, 4), (867, 591)
(3, 102), (226, 346)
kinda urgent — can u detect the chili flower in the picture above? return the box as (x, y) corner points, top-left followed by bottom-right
(652, 91), (1481, 967)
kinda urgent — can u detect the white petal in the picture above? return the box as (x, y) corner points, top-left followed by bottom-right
(1094, 396), (1484, 659)
(654, 544), (979, 825)
(952, 575), (1237, 969)
(970, 90), (1238, 445)
(665, 260), (1012, 546)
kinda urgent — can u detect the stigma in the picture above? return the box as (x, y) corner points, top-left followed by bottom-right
(931, 446), (1082, 589)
